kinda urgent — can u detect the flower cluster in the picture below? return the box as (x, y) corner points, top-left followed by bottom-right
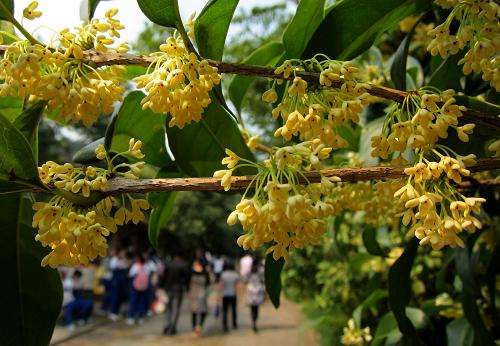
(33, 139), (149, 267)
(214, 140), (342, 260)
(371, 89), (469, 162)
(0, 8), (126, 125)
(264, 58), (371, 148)
(135, 32), (221, 128)
(341, 319), (372, 346)
(429, 0), (500, 91)
(396, 154), (485, 249)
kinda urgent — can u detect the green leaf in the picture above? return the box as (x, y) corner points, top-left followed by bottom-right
(446, 317), (474, 346)
(148, 165), (179, 249)
(265, 253), (285, 309)
(104, 113), (117, 151)
(228, 41), (285, 113)
(353, 289), (388, 325)
(362, 227), (387, 257)
(136, 0), (181, 28)
(373, 308), (428, 346)
(0, 0), (14, 21)
(388, 237), (419, 337)
(0, 194), (63, 346)
(110, 91), (171, 168)
(455, 248), (495, 345)
(0, 96), (23, 121)
(13, 100), (47, 161)
(88, 0), (101, 20)
(165, 100), (254, 177)
(194, 0), (239, 60)
(282, 0), (325, 58)
(0, 106), (62, 345)
(73, 138), (105, 164)
(0, 113), (38, 182)
(428, 53), (464, 91)
(303, 0), (431, 60)
(390, 19), (419, 91)
(454, 95), (500, 119)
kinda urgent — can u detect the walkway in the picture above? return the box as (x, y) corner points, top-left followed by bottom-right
(51, 296), (317, 346)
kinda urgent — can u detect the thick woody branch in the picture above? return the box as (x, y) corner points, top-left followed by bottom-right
(100, 159), (500, 195)
(0, 46), (498, 128)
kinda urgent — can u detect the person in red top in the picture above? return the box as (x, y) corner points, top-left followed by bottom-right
(127, 254), (151, 324)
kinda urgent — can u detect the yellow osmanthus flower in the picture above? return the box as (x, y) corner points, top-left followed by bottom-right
(435, 293), (463, 318)
(341, 319), (372, 346)
(396, 155), (486, 250)
(370, 89), (468, 160)
(268, 58), (371, 149)
(33, 139), (150, 267)
(215, 140), (343, 260)
(0, 9), (126, 126)
(23, 1), (42, 20)
(135, 32), (221, 128)
(429, 0), (500, 91)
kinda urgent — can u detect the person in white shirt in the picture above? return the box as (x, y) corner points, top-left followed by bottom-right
(239, 254), (253, 282)
(219, 261), (240, 332)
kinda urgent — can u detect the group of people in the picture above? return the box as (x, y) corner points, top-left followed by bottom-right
(162, 252), (265, 336)
(61, 250), (266, 336)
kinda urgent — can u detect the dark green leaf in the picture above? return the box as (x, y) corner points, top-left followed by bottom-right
(104, 113), (117, 151)
(166, 100), (254, 177)
(265, 253), (285, 309)
(390, 19), (420, 91)
(282, 0), (325, 58)
(13, 100), (47, 161)
(88, 0), (101, 20)
(428, 53), (464, 91)
(303, 0), (431, 60)
(194, 0), (239, 60)
(136, 0), (181, 28)
(0, 113), (38, 182)
(73, 138), (105, 164)
(0, 0), (14, 21)
(454, 95), (500, 119)
(0, 112), (62, 346)
(110, 91), (171, 168)
(0, 195), (62, 346)
(388, 237), (419, 337)
(362, 227), (387, 257)
(228, 41), (285, 113)
(446, 317), (474, 346)
(455, 248), (495, 345)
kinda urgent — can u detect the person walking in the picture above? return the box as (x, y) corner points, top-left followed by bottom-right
(246, 262), (265, 332)
(160, 254), (189, 335)
(219, 261), (240, 332)
(63, 270), (94, 331)
(108, 250), (129, 321)
(127, 254), (151, 324)
(212, 255), (224, 283)
(239, 254), (253, 282)
(188, 259), (210, 337)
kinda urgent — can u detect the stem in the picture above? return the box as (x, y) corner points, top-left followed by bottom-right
(0, 2), (41, 45)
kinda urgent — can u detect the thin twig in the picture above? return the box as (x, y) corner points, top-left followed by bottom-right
(0, 45), (498, 128)
(98, 158), (500, 195)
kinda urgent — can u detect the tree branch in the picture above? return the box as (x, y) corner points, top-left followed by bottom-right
(99, 158), (500, 195)
(0, 45), (498, 128)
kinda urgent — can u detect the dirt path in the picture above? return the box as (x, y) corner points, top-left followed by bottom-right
(51, 295), (317, 346)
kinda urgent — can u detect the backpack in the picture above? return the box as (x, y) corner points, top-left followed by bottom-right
(133, 265), (149, 291)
